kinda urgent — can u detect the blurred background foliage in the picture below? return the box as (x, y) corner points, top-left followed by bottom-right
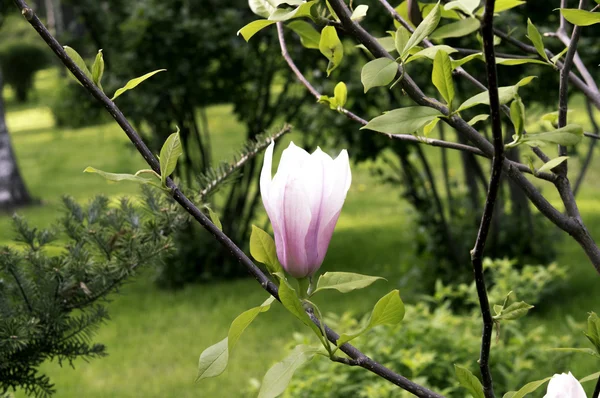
(0, 0), (599, 396)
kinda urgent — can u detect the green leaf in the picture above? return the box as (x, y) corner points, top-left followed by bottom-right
(357, 37), (396, 54)
(493, 301), (534, 320)
(541, 111), (560, 126)
(63, 46), (93, 85)
(238, 20), (277, 41)
(444, 0), (480, 15)
(454, 364), (485, 398)
(406, 45), (458, 63)
(207, 208), (222, 231)
(362, 107), (444, 135)
(537, 156), (568, 173)
(334, 82), (347, 108)
(287, 20), (321, 49)
(493, 304), (503, 315)
(451, 52), (481, 69)
(519, 124), (583, 148)
(585, 312), (600, 353)
(318, 95), (338, 110)
(197, 337), (228, 381)
(422, 117), (440, 136)
(84, 167), (162, 188)
(269, 1), (317, 21)
(395, 26), (411, 55)
(457, 76), (536, 111)
(551, 46), (569, 65)
(494, 0), (525, 13)
(350, 4), (369, 21)
(580, 371), (600, 383)
(258, 345), (319, 398)
(249, 0), (277, 18)
(197, 296), (275, 381)
(91, 50), (104, 92)
(278, 276), (324, 339)
(467, 114), (489, 126)
(312, 272), (384, 294)
(510, 96), (525, 135)
(250, 225), (283, 275)
(229, 296), (276, 353)
(496, 57), (549, 66)
(319, 26), (344, 76)
(111, 69), (166, 101)
(402, 2), (441, 59)
(159, 129), (183, 186)
(510, 377), (551, 398)
(430, 18), (480, 40)
(361, 58), (397, 93)
(337, 290), (405, 346)
(432, 50), (455, 107)
(527, 19), (549, 62)
(560, 8), (600, 26)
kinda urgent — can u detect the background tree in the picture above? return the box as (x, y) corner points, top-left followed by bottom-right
(0, 8), (33, 210)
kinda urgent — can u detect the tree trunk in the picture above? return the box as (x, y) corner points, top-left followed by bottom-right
(0, 70), (32, 211)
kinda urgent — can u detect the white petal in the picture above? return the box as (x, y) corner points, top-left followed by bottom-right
(260, 141), (275, 208)
(274, 141), (310, 183)
(544, 372), (587, 398)
(316, 149), (351, 263)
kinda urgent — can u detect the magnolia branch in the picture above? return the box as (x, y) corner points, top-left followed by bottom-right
(326, 0), (600, 274)
(471, 1), (502, 396)
(276, 22), (557, 182)
(12, 2), (445, 397)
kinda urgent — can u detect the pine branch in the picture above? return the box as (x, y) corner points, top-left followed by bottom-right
(197, 124), (291, 199)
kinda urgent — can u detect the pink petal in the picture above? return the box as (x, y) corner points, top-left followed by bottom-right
(281, 175), (312, 277)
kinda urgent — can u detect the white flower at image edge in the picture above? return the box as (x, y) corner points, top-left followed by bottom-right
(544, 372), (587, 398)
(260, 141), (351, 278)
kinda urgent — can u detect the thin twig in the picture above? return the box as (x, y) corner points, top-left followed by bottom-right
(330, 356), (360, 366)
(13, 2), (445, 397)
(8, 266), (33, 313)
(453, 47), (531, 59)
(493, 26), (600, 111)
(574, 101), (598, 196)
(556, 0), (587, 220)
(472, 2), (502, 397)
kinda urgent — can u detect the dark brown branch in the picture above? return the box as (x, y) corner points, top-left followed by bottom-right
(13, 2), (445, 397)
(472, 2), (502, 397)
(593, 375), (600, 398)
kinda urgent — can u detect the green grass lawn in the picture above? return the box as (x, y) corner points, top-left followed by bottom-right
(3, 69), (600, 397)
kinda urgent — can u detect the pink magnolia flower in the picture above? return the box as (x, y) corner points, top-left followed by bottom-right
(260, 141), (351, 278)
(544, 372), (587, 398)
